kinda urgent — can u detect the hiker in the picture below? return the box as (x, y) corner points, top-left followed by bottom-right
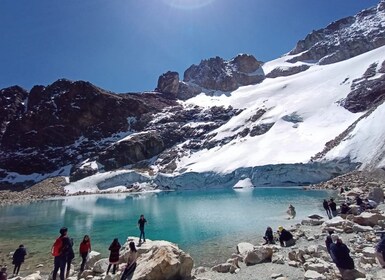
(277, 226), (295, 247)
(330, 236), (355, 273)
(364, 198), (377, 209)
(340, 203), (351, 215)
(107, 238), (121, 275)
(52, 227), (72, 280)
(375, 233), (385, 268)
(0, 267), (7, 280)
(138, 215), (147, 243)
(120, 242), (138, 280)
(323, 199), (332, 219)
(325, 231), (335, 255)
(287, 204), (296, 219)
(79, 235), (91, 272)
(263, 227), (275, 244)
(66, 238), (75, 278)
(12, 244), (27, 276)
(329, 198), (337, 217)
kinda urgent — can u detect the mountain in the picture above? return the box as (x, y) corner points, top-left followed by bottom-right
(1, 1), (385, 191)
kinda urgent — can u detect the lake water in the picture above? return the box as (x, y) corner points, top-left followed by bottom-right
(0, 187), (334, 272)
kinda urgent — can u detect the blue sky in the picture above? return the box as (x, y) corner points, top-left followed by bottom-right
(0, 0), (380, 93)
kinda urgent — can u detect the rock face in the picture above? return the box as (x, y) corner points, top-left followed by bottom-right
(0, 79), (178, 183)
(0, 86), (28, 141)
(156, 71), (180, 98)
(288, 1), (385, 65)
(156, 54), (265, 100)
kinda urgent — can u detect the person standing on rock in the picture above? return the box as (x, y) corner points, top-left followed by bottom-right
(323, 199), (332, 219)
(12, 244), (27, 276)
(329, 198), (338, 217)
(65, 238), (75, 278)
(79, 235), (91, 272)
(138, 214), (147, 243)
(51, 227), (72, 280)
(120, 242), (138, 280)
(107, 238), (121, 275)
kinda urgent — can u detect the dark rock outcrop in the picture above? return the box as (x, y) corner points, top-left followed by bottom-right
(342, 60), (385, 112)
(288, 1), (385, 65)
(156, 54), (265, 100)
(156, 71), (179, 98)
(0, 79), (178, 178)
(0, 86), (28, 141)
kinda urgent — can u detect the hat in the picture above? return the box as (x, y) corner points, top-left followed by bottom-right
(278, 226), (284, 232)
(331, 234), (339, 243)
(59, 227), (68, 235)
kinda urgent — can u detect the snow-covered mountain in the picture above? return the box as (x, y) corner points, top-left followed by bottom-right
(1, 0), (385, 191)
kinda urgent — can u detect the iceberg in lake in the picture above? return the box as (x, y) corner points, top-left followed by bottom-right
(233, 178), (254, 189)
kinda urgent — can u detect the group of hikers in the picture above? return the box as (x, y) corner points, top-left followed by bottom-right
(323, 195), (378, 219)
(0, 215), (147, 280)
(262, 225), (296, 247)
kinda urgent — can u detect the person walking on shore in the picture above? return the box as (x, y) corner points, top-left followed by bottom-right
(51, 227), (71, 280)
(329, 198), (338, 217)
(79, 235), (91, 273)
(138, 215), (147, 243)
(323, 199), (332, 219)
(12, 244), (27, 276)
(120, 242), (138, 280)
(107, 238), (121, 275)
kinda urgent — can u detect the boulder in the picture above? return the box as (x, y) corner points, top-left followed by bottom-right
(132, 240), (193, 280)
(368, 186), (384, 204)
(353, 212), (385, 227)
(243, 246), (273, 266)
(302, 219), (324, 226)
(23, 271), (42, 280)
(352, 224), (373, 232)
(211, 263), (237, 273)
(236, 242), (254, 257)
(86, 251), (102, 269)
(92, 258), (109, 273)
(304, 270), (326, 280)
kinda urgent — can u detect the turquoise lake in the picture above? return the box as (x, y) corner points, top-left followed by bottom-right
(0, 187), (334, 269)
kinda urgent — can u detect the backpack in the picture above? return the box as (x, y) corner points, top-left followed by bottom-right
(52, 237), (63, 256)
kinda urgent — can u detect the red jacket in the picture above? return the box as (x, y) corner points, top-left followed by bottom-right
(79, 241), (91, 254)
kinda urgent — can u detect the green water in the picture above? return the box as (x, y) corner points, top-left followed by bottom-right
(0, 187), (334, 271)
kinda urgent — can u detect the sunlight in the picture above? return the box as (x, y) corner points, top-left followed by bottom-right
(162, 0), (215, 10)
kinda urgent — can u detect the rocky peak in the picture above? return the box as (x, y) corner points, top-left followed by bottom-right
(288, 1), (385, 65)
(156, 54), (265, 100)
(156, 71), (179, 98)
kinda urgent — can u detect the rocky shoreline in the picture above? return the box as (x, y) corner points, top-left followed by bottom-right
(2, 169), (385, 279)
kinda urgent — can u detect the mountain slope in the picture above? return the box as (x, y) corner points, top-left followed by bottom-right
(1, 1), (385, 190)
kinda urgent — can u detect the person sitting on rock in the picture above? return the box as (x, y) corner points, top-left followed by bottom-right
(263, 227), (275, 245)
(330, 236), (355, 273)
(0, 267), (7, 280)
(364, 198), (377, 209)
(340, 203), (351, 215)
(277, 226), (295, 247)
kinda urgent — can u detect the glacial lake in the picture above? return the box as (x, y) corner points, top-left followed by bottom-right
(0, 187), (334, 270)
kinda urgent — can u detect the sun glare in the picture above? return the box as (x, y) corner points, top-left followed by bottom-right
(162, 0), (215, 10)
